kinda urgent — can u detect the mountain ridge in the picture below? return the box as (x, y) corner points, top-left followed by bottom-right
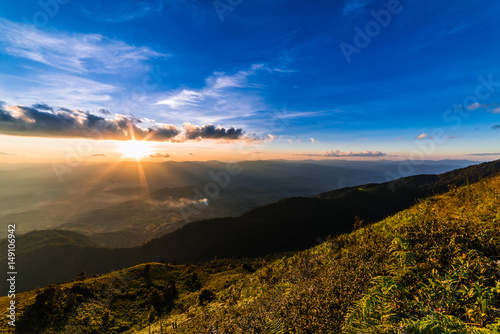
(1, 159), (499, 294)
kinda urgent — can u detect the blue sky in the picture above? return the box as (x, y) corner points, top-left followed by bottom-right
(0, 0), (499, 161)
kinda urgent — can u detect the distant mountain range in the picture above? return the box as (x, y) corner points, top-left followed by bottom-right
(0, 159), (476, 246)
(1, 159), (498, 294)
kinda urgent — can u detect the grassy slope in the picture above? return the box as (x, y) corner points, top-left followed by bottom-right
(161, 175), (500, 333)
(3, 173), (500, 333)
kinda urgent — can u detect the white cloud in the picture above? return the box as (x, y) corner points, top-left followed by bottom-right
(155, 64), (271, 124)
(0, 73), (119, 109)
(0, 18), (165, 73)
(156, 89), (203, 108)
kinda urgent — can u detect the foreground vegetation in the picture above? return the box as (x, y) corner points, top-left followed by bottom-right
(2, 174), (500, 333)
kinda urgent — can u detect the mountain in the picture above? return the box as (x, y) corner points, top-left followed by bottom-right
(0, 159), (474, 246)
(139, 159), (500, 263)
(0, 160), (498, 294)
(3, 162), (500, 333)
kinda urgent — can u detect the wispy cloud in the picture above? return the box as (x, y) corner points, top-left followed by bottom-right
(156, 64), (265, 108)
(342, 0), (375, 16)
(80, 0), (166, 23)
(0, 103), (254, 143)
(466, 102), (500, 113)
(0, 73), (120, 110)
(492, 125), (500, 130)
(466, 152), (500, 156)
(295, 149), (388, 158)
(149, 152), (170, 158)
(416, 133), (432, 140)
(0, 18), (165, 73)
(156, 89), (203, 108)
(155, 64), (272, 124)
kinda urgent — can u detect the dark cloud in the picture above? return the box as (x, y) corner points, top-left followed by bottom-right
(183, 123), (245, 140)
(149, 152), (170, 158)
(296, 150), (388, 158)
(99, 109), (112, 115)
(32, 103), (53, 111)
(150, 125), (179, 141)
(492, 125), (500, 130)
(0, 103), (252, 143)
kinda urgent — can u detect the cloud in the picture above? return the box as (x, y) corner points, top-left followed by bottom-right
(149, 152), (170, 158)
(2, 73), (119, 109)
(99, 109), (112, 115)
(265, 134), (276, 142)
(466, 103), (500, 114)
(156, 65), (266, 110)
(154, 64), (275, 124)
(342, 0), (375, 16)
(416, 133), (432, 140)
(416, 133), (461, 140)
(0, 18), (165, 73)
(182, 123), (242, 140)
(149, 197), (208, 209)
(80, 0), (166, 23)
(156, 90), (203, 108)
(32, 103), (53, 111)
(296, 149), (388, 158)
(310, 138), (317, 144)
(207, 64), (265, 89)
(492, 125), (500, 130)
(89, 154), (108, 157)
(466, 102), (482, 110)
(0, 152), (15, 156)
(0, 103), (252, 143)
(466, 153), (500, 156)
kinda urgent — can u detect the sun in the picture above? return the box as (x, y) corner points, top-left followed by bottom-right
(120, 140), (152, 161)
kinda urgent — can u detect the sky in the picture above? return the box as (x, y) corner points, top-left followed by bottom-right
(0, 0), (499, 163)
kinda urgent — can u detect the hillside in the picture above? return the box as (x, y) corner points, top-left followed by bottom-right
(3, 165), (500, 333)
(1, 160), (499, 294)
